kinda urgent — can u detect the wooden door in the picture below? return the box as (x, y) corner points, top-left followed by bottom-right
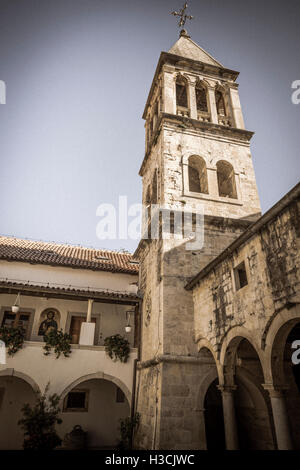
(69, 316), (96, 344)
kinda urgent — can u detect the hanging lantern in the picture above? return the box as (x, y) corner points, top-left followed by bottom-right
(12, 292), (21, 313)
(125, 310), (134, 333)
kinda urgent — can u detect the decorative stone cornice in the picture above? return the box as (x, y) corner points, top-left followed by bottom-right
(137, 354), (216, 369)
(217, 385), (238, 394)
(139, 112), (254, 176)
(262, 383), (290, 397)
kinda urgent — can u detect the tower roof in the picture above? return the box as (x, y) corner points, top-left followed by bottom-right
(168, 30), (223, 68)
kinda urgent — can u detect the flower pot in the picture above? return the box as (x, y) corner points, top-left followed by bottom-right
(125, 326), (132, 333)
(63, 425), (87, 450)
(12, 305), (20, 313)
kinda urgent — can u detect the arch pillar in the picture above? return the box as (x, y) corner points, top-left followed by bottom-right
(218, 385), (239, 450)
(207, 86), (218, 124)
(188, 78), (197, 119)
(263, 384), (293, 450)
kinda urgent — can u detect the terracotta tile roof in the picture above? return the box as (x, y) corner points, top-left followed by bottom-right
(0, 236), (139, 275)
(0, 279), (139, 303)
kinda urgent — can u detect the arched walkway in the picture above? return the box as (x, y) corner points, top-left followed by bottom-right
(204, 378), (225, 450)
(59, 374), (131, 449)
(222, 336), (275, 449)
(60, 372), (131, 405)
(196, 347), (225, 450)
(268, 313), (300, 449)
(0, 372), (37, 450)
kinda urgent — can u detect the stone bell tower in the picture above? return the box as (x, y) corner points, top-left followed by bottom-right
(133, 30), (261, 449)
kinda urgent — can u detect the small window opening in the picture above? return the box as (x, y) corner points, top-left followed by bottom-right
(188, 156), (209, 194)
(176, 78), (188, 108)
(216, 161), (237, 199)
(215, 90), (226, 116)
(234, 262), (248, 290)
(64, 390), (88, 411)
(116, 387), (125, 403)
(196, 83), (208, 113)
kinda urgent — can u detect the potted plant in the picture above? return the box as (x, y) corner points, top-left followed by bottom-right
(104, 334), (130, 363)
(18, 383), (62, 450)
(0, 325), (25, 356)
(118, 413), (140, 450)
(43, 329), (72, 358)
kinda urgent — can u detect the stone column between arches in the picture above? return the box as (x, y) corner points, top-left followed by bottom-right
(263, 384), (293, 450)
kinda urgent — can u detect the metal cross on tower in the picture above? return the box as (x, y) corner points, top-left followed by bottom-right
(171, 2), (194, 28)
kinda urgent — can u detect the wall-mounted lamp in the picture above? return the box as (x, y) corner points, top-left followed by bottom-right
(125, 310), (134, 333)
(12, 292), (21, 313)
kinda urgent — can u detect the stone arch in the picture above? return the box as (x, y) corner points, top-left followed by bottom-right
(58, 373), (131, 449)
(221, 331), (275, 449)
(187, 155), (209, 194)
(196, 367), (218, 410)
(234, 367), (275, 449)
(195, 79), (208, 113)
(216, 160), (237, 199)
(220, 326), (266, 384)
(0, 368), (40, 393)
(197, 338), (223, 382)
(265, 305), (300, 448)
(197, 338), (218, 360)
(59, 372), (131, 407)
(215, 86), (227, 116)
(175, 74), (189, 112)
(263, 305), (300, 384)
(195, 347), (225, 450)
(0, 370), (39, 450)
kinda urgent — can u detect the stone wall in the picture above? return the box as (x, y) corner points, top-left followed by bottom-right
(192, 195), (300, 355)
(162, 124), (261, 220)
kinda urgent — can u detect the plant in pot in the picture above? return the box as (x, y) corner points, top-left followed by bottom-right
(0, 325), (25, 356)
(43, 329), (72, 358)
(118, 412), (140, 450)
(18, 383), (62, 450)
(104, 334), (130, 363)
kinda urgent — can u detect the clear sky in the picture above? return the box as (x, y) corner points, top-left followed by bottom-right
(0, 0), (299, 252)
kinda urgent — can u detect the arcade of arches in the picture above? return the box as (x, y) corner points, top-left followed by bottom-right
(0, 374), (130, 449)
(198, 319), (300, 450)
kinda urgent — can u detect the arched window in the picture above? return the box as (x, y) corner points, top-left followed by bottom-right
(196, 82), (208, 113)
(215, 89), (226, 116)
(153, 101), (159, 131)
(152, 169), (158, 205)
(188, 156), (209, 194)
(144, 185), (152, 230)
(145, 185), (151, 207)
(216, 161), (237, 199)
(176, 76), (188, 109)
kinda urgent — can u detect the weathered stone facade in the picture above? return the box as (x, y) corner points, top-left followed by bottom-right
(133, 30), (300, 450)
(187, 185), (300, 449)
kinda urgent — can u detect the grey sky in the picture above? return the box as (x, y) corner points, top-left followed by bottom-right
(0, 0), (299, 252)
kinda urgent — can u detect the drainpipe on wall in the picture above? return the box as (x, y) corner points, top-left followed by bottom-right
(130, 299), (142, 449)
